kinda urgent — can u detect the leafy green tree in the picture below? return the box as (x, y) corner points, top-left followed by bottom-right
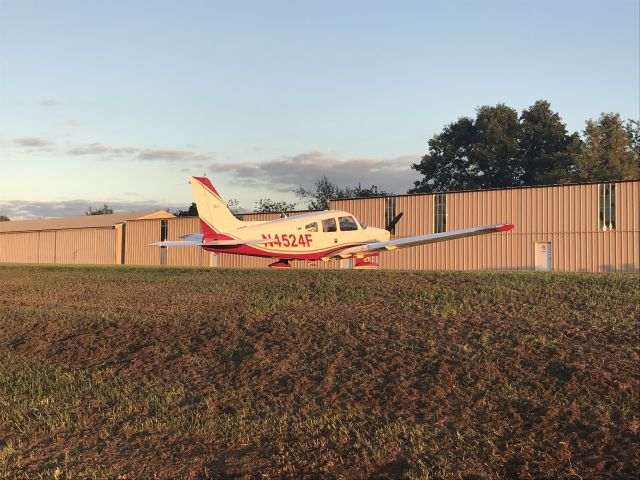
(85, 204), (113, 215)
(174, 203), (198, 216)
(472, 104), (521, 188)
(410, 104), (520, 193)
(296, 175), (391, 210)
(518, 100), (579, 185)
(574, 113), (639, 181)
(0, 215), (9, 221)
(254, 199), (298, 213)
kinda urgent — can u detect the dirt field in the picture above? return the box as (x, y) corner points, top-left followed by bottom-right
(0, 265), (638, 479)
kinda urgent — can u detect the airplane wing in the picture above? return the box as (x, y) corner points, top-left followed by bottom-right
(150, 236), (274, 247)
(325, 224), (514, 259)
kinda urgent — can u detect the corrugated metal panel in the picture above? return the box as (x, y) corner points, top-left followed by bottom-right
(0, 229), (117, 264)
(0, 232), (40, 263)
(124, 220), (162, 265)
(54, 229), (116, 264)
(38, 231), (56, 263)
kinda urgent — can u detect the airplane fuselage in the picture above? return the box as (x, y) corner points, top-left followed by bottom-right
(203, 210), (390, 261)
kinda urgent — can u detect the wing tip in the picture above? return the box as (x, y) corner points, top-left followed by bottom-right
(494, 224), (514, 232)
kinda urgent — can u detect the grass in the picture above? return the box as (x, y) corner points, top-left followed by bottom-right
(0, 264), (638, 479)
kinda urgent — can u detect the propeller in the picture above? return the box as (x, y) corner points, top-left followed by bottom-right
(385, 212), (404, 232)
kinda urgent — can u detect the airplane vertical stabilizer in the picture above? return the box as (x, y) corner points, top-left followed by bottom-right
(189, 176), (245, 236)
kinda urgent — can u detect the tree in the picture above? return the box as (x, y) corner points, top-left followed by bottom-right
(0, 215), (9, 222)
(625, 119), (640, 165)
(518, 100), (578, 185)
(471, 104), (521, 188)
(574, 113), (639, 181)
(174, 202), (198, 216)
(410, 104), (521, 193)
(254, 199), (298, 213)
(85, 204), (113, 215)
(296, 175), (391, 210)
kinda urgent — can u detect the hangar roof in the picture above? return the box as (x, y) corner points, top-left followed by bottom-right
(0, 211), (173, 233)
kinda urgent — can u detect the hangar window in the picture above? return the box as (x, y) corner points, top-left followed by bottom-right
(322, 218), (337, 232)
(160, 219), (168, 242)
(338, 216), (358, 231)
(384, 197), (397, 234)
(434, 194), (447, 233)
(160, 219), (168, 266)
(599, 183), (616, 231)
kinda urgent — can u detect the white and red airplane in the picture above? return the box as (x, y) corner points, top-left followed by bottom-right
(152, 176), (513, 268)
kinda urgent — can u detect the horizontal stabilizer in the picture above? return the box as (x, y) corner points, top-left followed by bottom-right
(150, 238), (274, 248)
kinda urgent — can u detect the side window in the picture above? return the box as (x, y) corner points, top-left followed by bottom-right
(434, 193), (447, 233)
(338, 216), (358, 231)
(305, 222), (318, 232)
(599, 183), (616, 231)
(322, 218), (337, 232)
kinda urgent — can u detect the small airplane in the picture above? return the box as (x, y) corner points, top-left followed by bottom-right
(152, 176), (513, 268)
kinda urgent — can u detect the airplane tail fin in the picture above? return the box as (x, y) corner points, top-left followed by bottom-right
(189, 176), (244, 237)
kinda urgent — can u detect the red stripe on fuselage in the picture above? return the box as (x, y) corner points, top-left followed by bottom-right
(202, 243), (360, 261)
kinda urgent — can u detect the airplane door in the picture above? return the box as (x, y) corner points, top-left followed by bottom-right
(534, 242), (552, 271)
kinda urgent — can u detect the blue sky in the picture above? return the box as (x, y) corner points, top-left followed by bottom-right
(1, 0), (638, 218)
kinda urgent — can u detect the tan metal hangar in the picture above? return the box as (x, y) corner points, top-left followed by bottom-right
(0, 180), (638, 272)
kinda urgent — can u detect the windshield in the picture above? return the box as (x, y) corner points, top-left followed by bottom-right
(354, 216), (367, 229)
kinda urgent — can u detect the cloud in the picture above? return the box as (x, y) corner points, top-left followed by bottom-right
(67, 119), (80, 127)
(0, 199), (185, 220)
(13, 137), (53, 148)
(211, 151), (421, 194)
(67, 143), (212, 164)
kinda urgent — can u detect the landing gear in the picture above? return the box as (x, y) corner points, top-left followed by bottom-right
(353, 256), (380, 269)
(268, 259), (292, 268)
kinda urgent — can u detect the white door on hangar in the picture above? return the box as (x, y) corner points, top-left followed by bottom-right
(534, 242), (552, 271)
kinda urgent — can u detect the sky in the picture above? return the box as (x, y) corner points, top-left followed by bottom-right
(1, 0), (638, 219)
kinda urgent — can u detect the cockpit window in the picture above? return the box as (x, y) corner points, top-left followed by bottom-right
(338, 216), (358, 231)
(322, 218), (337, 232)
(354, 216), (367, 229)
(305, 222), (318, 232)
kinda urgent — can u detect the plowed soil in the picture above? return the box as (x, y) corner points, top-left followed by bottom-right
(0, 265), (638, 479)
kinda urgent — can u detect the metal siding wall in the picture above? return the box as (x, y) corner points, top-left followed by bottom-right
(0, 232), (39, 263)
(3, 182), (635, 271)
(331, 182), (638, 272)
(124, 220), (162, 265)
(0, 229), (117, 264)
(95, 229), (117, 264)
(54, 229), (115, 264)
(38, 231), (56, 263)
